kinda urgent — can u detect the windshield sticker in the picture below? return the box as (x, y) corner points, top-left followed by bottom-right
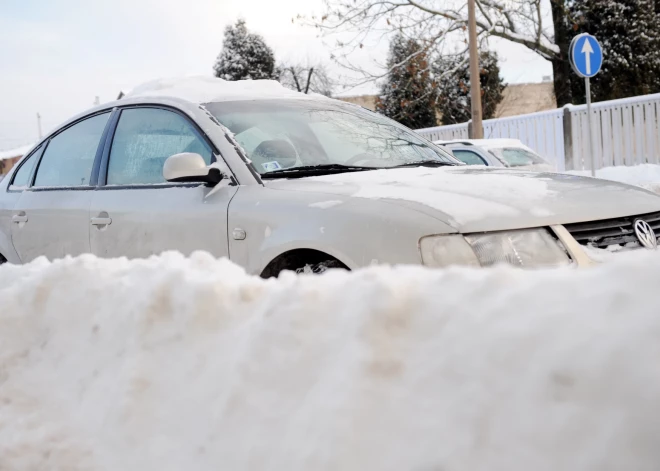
(262, 161), (283, 172)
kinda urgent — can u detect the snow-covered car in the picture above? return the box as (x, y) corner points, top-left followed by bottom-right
(1, 76), (660, 273)
(436, 138), (555, 172)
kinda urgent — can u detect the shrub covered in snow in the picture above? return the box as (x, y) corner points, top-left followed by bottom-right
(213, 19), (278, 82)
(3, 252), (660, 470)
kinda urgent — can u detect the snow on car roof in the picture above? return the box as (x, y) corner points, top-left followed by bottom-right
(468, 139), (531, 150)
(125, 76), (324, 104)
(435, 138), (533, 151)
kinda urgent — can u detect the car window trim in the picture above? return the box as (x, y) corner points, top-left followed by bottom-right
(90, 108), (120, 186)
(29, 110), (114, 192)
(97, 104), (234, 188)
(486, 149), (510, 167)
(28, 185), (98, 192)
(95, 182), (211, 191)
(453, 149), (488, 166)
(6, 144), (44, 192)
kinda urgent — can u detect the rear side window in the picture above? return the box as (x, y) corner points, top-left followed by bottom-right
(452, 149), (488, 166)
(495, 148), (546, 167)
(107, 108), (212, 185)
(10, 146), (43, 189)
(34, 113), (110, 187)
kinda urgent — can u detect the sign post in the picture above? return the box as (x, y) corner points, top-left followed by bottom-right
(569, 33), (603, 177)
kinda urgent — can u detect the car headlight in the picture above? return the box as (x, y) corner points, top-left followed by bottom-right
(420, 229), (571, 268)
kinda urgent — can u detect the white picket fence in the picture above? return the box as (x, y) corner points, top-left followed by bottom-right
(416, 92), (660, 172)
(569, 94), (660, 170)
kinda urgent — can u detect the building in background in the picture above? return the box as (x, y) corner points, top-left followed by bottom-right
(0, 144), (33, 176)
(494, 83), (555, 118)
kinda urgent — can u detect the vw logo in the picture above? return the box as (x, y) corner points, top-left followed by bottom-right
(634, 219), (657, 249)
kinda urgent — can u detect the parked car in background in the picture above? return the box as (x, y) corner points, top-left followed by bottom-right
(435, 139), (555, 172)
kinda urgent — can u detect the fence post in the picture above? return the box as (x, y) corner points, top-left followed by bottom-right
(563, 106), (575, 170)
(467, 120), (474, 139)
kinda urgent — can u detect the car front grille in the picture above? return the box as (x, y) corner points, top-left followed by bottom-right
(563, 211), (660, 248)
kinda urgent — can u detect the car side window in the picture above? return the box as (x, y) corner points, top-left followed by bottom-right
(451, 149), (488, 166)
(34, 113), (110, 187)
(10, 146), (43, 189)
(107, 108), (212, 185)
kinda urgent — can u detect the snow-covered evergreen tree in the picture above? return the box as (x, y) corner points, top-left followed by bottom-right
(434, 51), (505, 125)
(569, 0), (660, 102)
(213, 19), (278, 81)
(375, 35), (437, 129)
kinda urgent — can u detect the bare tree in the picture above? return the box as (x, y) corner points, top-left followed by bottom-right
(279, 62), (335, 96)
(305, 0), (574, 106)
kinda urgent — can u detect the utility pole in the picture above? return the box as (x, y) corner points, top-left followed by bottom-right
(467, 0), (483, 138)
(36, 113), (43, 139)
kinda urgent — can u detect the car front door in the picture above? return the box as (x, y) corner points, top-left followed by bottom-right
(10, 112), (111, 262)
(89, 106), (237, 259)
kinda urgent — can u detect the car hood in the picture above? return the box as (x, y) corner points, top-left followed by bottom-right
(264, 167), (660, 232)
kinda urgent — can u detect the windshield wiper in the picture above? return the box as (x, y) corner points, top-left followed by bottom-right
(260, 164), (376, 178)
(392, 160), (459, 168)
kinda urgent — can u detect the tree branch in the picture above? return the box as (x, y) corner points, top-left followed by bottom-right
(304, 67), (314, 94)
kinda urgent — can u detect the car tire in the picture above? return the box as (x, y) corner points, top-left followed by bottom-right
(295, 260), (345, 275)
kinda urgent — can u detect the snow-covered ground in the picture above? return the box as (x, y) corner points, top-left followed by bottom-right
(567, 163), (660, 193)
(3, 251), (660, 470)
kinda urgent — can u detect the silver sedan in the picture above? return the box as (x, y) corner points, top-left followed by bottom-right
(436, 138), (555, 172)
(0, 77), (659, 274)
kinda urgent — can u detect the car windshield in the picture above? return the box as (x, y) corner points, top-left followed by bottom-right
(489, 147), (546, 167)
(205, 99), (457, 175)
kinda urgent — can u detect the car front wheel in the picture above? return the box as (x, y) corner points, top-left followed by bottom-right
(295, 260), (345, 274)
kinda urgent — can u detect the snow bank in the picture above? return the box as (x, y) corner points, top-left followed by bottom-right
(568, 164), (660, 193)
(126, 76), (310, 103)
(3, 252), (660, 470)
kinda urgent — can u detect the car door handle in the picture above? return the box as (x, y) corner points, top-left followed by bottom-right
(90, 217), (112, 226)
(12, 213), (28, 223)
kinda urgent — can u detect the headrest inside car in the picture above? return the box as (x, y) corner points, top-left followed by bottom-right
(252, 139), (298, 169)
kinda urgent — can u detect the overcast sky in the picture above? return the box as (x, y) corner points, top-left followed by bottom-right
(0, 0), (552, 151)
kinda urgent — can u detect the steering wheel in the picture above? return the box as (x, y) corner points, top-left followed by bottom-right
(345, 153), (378, 166)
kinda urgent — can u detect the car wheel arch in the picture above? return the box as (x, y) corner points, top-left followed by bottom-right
(259, 248), (350, 278)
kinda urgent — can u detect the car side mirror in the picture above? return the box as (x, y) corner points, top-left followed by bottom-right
(163, 153), (223, 186)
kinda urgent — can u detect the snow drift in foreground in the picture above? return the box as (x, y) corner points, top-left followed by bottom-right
(568, 163), (660, 193)
(3, 252), (660, 471)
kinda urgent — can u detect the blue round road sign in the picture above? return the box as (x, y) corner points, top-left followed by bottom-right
(569, 33), (603, 78)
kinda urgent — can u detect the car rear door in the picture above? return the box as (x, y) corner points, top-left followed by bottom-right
(10, 112), (111, 262)
(89, 106), (237, 259)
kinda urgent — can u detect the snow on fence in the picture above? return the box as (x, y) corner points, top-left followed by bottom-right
(416, 92), (660, 172)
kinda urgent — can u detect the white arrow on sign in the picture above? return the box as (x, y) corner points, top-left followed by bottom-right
(581, 37), (594, 75)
